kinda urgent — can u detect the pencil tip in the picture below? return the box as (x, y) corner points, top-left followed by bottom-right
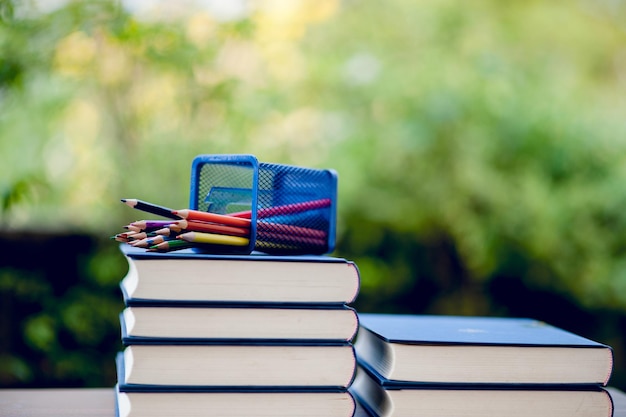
(120, 199), (127, 202)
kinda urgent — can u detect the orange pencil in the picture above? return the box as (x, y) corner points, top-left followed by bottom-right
(172, 209), (251, 228)
(171, 220), (250, 238)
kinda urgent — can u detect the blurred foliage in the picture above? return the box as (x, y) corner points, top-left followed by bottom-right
(2, 0), (626, 389)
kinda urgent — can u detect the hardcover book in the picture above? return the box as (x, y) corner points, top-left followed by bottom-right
(350, 364), (614, 417)
(115, 384), (357, 417)
(355, 313), (614, 385)
(119, 244), (360, 305)
(119, 305), (359, 343)
(116, 343), (357, 390)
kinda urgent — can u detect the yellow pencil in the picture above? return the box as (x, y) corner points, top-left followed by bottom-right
(177, 231), (250, 247)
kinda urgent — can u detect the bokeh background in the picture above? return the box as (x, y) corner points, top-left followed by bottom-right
(2, 0), (626, 390)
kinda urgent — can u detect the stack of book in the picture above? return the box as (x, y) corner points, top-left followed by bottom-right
(114, 244), (361, 417)
(350, 313), (615, 417)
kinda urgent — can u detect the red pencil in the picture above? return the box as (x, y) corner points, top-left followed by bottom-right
(256, 222), (327, 239)
(256, 231), (328, 248)
(229, 198), (332, 219)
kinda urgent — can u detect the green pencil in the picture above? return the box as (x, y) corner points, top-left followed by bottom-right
(148, 239), (194, 252)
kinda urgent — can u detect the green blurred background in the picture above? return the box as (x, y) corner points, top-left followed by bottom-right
(2, 0), (626, 390)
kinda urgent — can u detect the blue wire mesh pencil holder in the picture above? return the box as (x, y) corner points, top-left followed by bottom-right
(189, 154), (338, 255)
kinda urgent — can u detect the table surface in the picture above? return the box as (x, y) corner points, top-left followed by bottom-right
(0, 387), (624, 416)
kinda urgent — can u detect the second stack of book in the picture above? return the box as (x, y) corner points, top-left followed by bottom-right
(114, 244), (361, 417)
(351, 313), (615, 417)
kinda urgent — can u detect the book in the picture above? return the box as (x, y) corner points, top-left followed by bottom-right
(115, 384), (357, 417)
(119, 305), (359, 343)
(119, 244), (360, 304)
(350, 365), (614, 417)
(117, 343), (356, 389)
(355, 313), (614, 385)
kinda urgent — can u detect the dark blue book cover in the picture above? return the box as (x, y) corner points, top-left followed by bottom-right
(358, 313), (612, 348)
(120, 243), (350, 263)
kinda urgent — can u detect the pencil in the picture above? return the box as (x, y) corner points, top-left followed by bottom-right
(154, 227), (179, 237)
(256, 222), (327, 239)
(112, 231), (141, 242)
(121, 199), (182, 220)
(256, 231), (328, 247)
(178, 231), (250, 247)
(126, 231), (157, 241)
(229, 198), (332, 219)
(171, 220), (250, 238)
(132, 235), (171, 248)
(130, 220), (177, 231)
(111, 234), (131, 243)
(148, 239), (194, 252)
(172, 209), (251, 228)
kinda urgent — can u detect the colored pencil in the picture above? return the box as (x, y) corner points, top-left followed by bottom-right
(256, 231), (328, 248)
(121, 199), (182, 220)
(153, 227), (180, 237)
(256, 222), (327, 239)
(125, 231), (157, 241)
(172, 209), (251, 228)
(178, 231), (250, 247)
(131, 235), (171, 248)
(170, 220), (250, 238)
(112, 231), (141, 242)
(130, 220), (177, 231)
(229, 198), (332, 219)
(111, 234), (131, 243)
(147, 239), (194, 252)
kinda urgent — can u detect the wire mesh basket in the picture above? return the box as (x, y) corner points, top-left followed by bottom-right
(189, 154), (337, 255)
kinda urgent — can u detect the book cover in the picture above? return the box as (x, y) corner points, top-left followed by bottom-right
(355, 313), (614, 385)
(120, 243), (349, 263)
(119, 305), (359, 343)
